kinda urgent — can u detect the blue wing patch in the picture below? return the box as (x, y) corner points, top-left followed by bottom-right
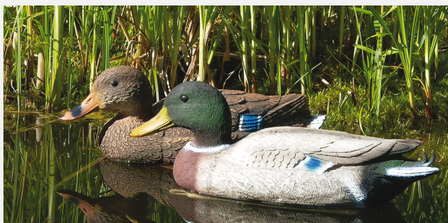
(297, 156), (334, 174)
(239, 114), (263, 132)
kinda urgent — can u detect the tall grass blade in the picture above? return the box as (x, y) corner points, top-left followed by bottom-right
(281, 6), (292, 91)
(422, 6), (445, 118)
(101, 6), (117, 70)
(26, 6), (34, 91)
(14, 6), (23, 111)
(197, 6), (218, 83)
(44, 6), (51, 110)
(365, 6), (398, 116)
(396, 6), (419, 118)
(338, 6), (346, 59)
(250, 6), (257, 92)
(47, 126), (56, 223)
(373, 6), (384, 116)
(297, 6), (312, 95)
(50, 6), (64, 110)
(66, 7), (75, 108)
(240, 6), (250, 92)
(267, 6), (279, 94)
(168, 6), (186, 89)
(89, 6), (99, 90)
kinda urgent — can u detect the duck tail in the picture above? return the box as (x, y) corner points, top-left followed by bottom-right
(264, 94), (327, 129)
(386, 152), (439, 178)
(389, 139), (422, 155)
(306, 115), (327, 129)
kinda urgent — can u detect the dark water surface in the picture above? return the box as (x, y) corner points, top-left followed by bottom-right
(4, 110), (447, 223)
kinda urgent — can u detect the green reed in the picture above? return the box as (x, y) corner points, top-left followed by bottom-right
(281, 6), (292, 91)
(395, 6), (420, 118)
(338, 6), (346, 59)
(367, 6), (444, 118)
(266, 6), (280, 94)
(297, 6), (312, 96)
(50, 6), (63, 110)
(47, 124), (57, 223)
(422, 6), (445, 119)
(15, 6), (23, 111)
(3, 6), (447, 121)
(89, 6), (100, 89)
(221, 6), (260, 92)
(197, 6), (219, 83)
(43, 6), (51, 108)
(66, 7), (75, 108)
(353, 6), (399, 116)
(102, 6), (116, 70)
(26, 6), (34, 92)
(371, 6), (386, 117)
(133, 6), (160, 99)
(250, 6), (257, 92)
(167, 6), (186, 89)
(239, 6), (251, 92)
(80, 6), (93, 76)
(127, 6), (186, 99)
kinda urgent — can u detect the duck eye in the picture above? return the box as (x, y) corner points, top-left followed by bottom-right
(110, 80), (118, 87)
(180, 95), (188, 102)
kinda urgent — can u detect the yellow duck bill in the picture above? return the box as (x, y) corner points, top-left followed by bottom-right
(130, 106), (174, 137)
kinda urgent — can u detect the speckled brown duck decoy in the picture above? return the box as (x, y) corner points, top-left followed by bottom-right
(60, 66), (324, 163)
(130, 81), (439, 208)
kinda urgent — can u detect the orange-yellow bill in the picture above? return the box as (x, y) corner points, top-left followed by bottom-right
(130, 106), (174, 137)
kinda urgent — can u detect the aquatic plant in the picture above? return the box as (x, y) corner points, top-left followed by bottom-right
(3, 6), (447, 121)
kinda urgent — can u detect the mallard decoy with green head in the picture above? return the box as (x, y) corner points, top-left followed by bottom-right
(60, 66), (324, 163)
(130, 81), (439, 208)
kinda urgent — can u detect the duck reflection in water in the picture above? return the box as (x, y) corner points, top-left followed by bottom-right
(58, 161), (407, 223)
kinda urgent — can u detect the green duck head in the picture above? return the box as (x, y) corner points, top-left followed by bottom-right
(131, 81), (232, 147)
